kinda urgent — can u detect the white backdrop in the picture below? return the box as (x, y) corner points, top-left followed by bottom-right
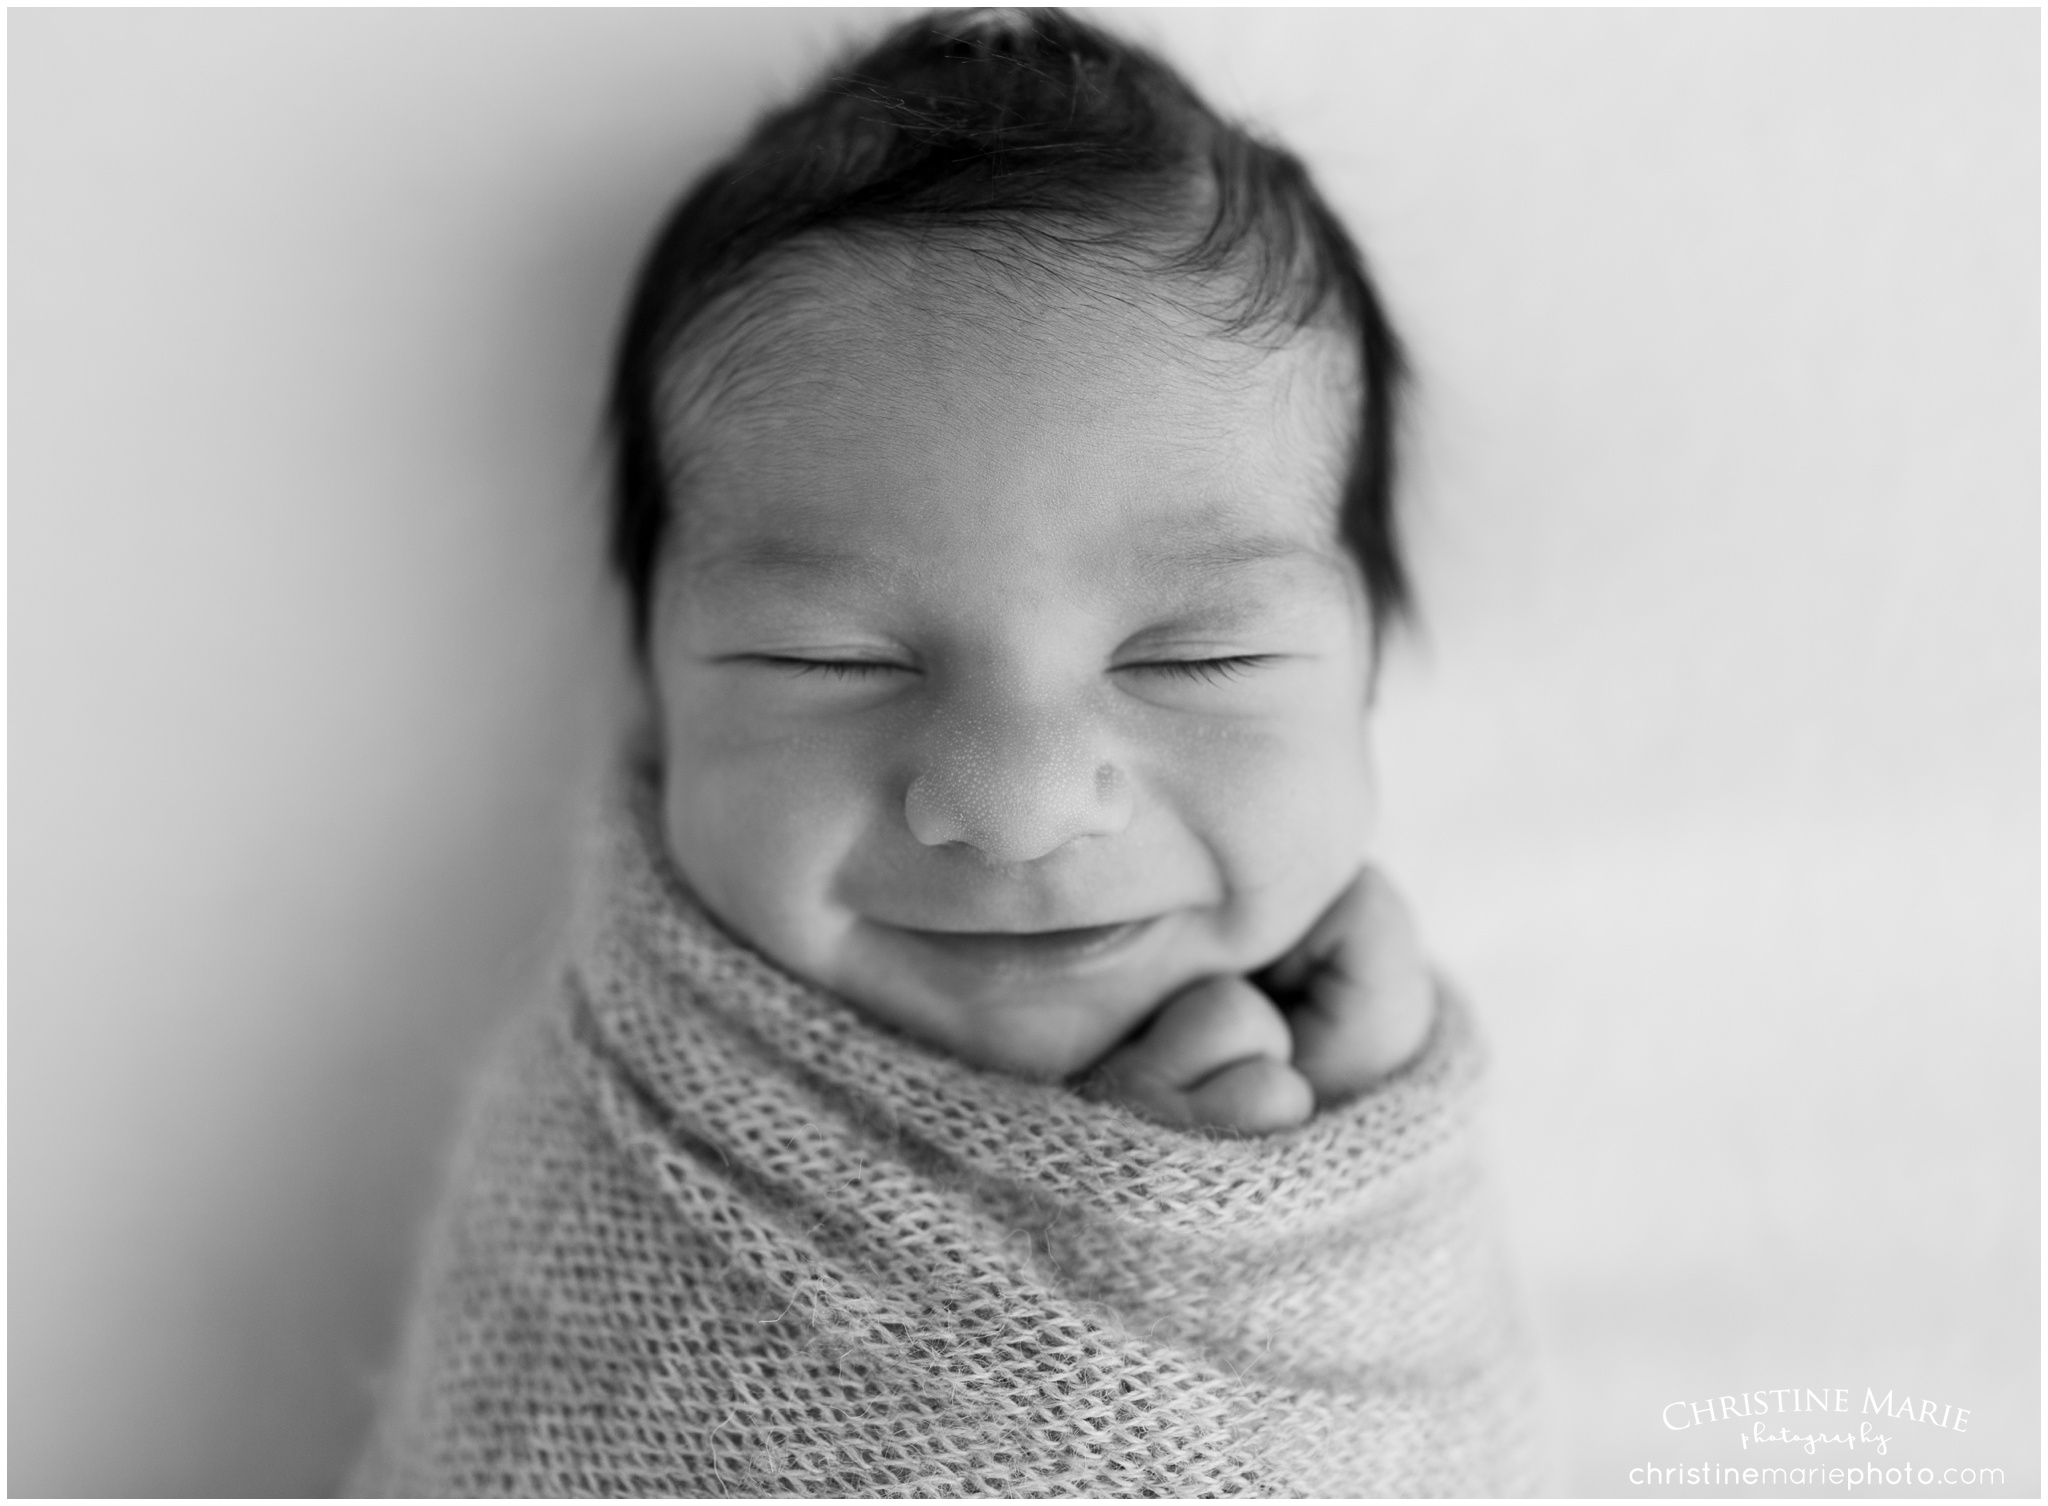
(11, 10), (2036, 1495)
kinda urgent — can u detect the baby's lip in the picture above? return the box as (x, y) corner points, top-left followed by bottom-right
(868, 916), (1161, 978)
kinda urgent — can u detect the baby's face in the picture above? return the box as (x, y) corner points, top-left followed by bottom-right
(647, 256), (1377, 1081)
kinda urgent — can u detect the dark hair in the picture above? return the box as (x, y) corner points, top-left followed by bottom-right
(607, 7), (1410, 652)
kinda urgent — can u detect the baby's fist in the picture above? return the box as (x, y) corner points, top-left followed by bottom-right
(1080, 975), (1316, 1134)
(1259, 867), (1436, 1107)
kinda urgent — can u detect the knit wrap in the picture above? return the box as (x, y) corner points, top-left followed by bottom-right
(353, 777), (1539, 1496)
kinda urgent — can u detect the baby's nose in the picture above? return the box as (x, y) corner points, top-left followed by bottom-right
(904, 709), (1134, 863)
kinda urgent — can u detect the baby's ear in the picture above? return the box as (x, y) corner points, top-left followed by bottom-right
(615, 646), (666, 773)
(606, 622), (663, 778)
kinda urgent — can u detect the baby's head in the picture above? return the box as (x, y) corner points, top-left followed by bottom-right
(609, 9), (1409, 1081)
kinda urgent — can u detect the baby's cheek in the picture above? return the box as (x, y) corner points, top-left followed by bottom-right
(1151, 714), (1374, 947)
(662, 728), (879, 961)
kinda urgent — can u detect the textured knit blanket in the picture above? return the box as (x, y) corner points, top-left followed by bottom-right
(352, 774), (1538, 1496)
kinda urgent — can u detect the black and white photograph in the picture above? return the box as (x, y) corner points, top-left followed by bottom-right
(11, 7), (2037, 1497)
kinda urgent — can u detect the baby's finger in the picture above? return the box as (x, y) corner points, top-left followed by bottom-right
(1115, 975), (1294, 1092)
(1284, 869), (1436, 1103)
(1083, 975), (1306, 1131)
(1259, 881), (1358, 999)
(1184, 1056), (1315, 1135)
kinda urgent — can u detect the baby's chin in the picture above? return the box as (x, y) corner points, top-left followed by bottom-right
(832, 966), (1166, 1082)
(818, 908), (1286, 1082)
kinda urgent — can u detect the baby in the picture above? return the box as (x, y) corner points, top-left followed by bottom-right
(356, 10), (1532, 1495)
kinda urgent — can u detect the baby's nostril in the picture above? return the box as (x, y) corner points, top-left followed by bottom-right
(904, 775), (969, 848)
(906, 739), (1133, 860)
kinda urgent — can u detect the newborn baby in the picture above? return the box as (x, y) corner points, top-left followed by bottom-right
(642, 202), (1435, 1134)
(356, 11), (1535, 1495)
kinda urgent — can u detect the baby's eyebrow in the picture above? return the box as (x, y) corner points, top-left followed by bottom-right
(684, 527), (1335, 595)
(683, 534), (874, 588)
(1133, 530), (1333, 583)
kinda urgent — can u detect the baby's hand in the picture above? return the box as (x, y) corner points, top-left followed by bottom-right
(1080, 869), (1435, 1134)
(1080, 973), (1316, 1133)
(1258, 867), (1436, 1108)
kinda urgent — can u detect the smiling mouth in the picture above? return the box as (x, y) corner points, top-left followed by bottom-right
(879, 918), (1159, 977)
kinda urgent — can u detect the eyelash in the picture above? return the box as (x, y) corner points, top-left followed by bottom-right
(757, 654), (1276, 684)
(765, 657), (909, 680)
(1123, 655), (1276, 684)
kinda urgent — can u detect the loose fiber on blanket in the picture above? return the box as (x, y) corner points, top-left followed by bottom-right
(352, 772), (1539, 1496)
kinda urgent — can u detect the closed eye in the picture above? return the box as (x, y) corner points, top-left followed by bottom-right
(748, 655), (915, 680)
(1119, 654), (1278, 685)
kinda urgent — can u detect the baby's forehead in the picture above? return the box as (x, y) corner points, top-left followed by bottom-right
(637, 241), (1367, 633)
(660, 241), (1361, 505)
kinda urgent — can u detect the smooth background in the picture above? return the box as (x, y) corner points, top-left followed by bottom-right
(11, 9), (2037, 1495)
